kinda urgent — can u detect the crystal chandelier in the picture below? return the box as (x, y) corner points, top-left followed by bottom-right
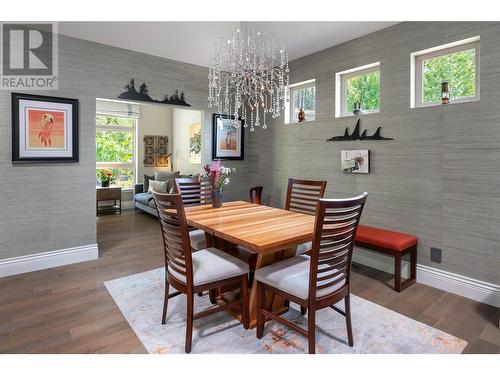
(208, 28), (289, 131)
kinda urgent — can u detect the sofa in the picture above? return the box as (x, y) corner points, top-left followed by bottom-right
(134, 171), (194, 216)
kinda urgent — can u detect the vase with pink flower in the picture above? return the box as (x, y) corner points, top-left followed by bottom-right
(199, 160), (235, 208)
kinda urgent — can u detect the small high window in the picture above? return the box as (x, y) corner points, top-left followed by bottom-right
(411, 36), (480, 107)
(335, 62), (380, 117)
(285, 79), (316, 124)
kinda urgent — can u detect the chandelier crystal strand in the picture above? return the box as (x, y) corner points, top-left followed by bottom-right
(209, 28), (289, 130)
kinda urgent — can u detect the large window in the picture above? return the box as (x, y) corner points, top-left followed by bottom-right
(96, 115), (136, 188)
(412, 37), (480, 107)
(335, 62), (380, 117)
(285, 79), (316, 123)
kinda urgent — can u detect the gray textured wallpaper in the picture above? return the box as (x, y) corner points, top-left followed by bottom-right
(246, 22), (500, 284)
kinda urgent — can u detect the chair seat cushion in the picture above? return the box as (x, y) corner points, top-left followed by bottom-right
(135, 192), (153, 206)
(254, 255), (345, 300)
(296, 241), (312, 255)
(168, 247), (249, 286)
(355, 225), (417, 251)
(189, 229), (206, 251)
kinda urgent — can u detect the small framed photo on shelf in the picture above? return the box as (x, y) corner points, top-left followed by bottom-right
(341, 150), (370, 174)
(212, 113), (244, 160)
(12, 93), (79, 164)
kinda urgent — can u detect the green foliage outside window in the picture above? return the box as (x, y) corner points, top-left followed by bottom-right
(422, 49), (475, 103)
(96, 131), (134, 163)
(346, 70), (380, 113)
(96, 115), (135, 188)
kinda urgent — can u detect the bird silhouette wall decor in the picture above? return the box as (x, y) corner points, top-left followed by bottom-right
(118, 79), (191, 107)
(326, 119), (394, 141)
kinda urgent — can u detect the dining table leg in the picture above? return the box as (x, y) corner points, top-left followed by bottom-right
(248, 246), (297, 328)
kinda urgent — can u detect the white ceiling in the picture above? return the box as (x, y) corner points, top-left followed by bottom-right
(59, 22), (398, 67)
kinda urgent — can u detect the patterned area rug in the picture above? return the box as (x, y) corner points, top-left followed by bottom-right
(104, 268), (467, 354)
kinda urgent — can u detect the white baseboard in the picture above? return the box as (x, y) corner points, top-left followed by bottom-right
(417, 264), (500, 308)
(0, 244), (99, 278)
(352, 248), (500, 308)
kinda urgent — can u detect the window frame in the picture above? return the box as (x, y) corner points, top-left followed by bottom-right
(96, 114), (137, 190)
(285, 79), (316, 124)
(411, 37), (480, 108)
(335, 62), (381, 118)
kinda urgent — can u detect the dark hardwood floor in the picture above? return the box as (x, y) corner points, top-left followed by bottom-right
(0, 210), (498, 354)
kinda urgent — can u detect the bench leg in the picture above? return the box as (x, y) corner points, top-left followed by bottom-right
(410, 245), (417, 280)
(395, 246), (417, 292)
(394, 253), (402, 292)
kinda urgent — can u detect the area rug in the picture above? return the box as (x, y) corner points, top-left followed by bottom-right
(104, 268), (467, 354)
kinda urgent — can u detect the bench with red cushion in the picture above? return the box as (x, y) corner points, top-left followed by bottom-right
(354, 225), (418, 292)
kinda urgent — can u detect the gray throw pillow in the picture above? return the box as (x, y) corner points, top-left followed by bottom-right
(148, 180), (168, 193)
(155, 171), (180, 193)
(143, 174), (155, 193)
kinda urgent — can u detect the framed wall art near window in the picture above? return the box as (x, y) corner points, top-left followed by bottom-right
(212, 113), (244, 160)
(12, 93), (79, 164)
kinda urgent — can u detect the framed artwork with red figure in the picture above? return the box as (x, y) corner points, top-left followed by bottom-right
(12, 93), (79, 163)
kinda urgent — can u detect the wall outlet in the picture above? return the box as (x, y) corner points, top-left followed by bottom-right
(430, 247), (442, 263)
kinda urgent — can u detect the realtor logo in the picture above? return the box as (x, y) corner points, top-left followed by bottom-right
(1, 22), (58, 89)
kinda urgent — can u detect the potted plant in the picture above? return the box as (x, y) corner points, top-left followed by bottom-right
(97, 169), (114, 188)
(199, 160), (235, 208)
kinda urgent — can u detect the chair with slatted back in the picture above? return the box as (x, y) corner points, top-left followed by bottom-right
(285, 178), (327, 255)
(152, 192), (250, 353)
(175, 177), (212, 251)
(255, 192), (368, 354)
(249, 186), (263, 204)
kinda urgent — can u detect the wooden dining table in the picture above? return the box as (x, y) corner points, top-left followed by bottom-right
(183, 200), (316, 327)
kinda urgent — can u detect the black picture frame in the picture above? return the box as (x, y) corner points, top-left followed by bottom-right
(12, 92), (79, 164)
(212, 113), (245, 160)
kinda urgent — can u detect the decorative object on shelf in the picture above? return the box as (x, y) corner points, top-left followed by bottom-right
(97, 169), (114, 187)
(212, 113), (244, 160)
(143, 135), (169, 167)
(326, 119), (394, 142)
(441, 82), (450, 104)
(353, 101), (362, 116)
(12, 93), (79, 164)
(208, 28), (289, 131)
(199, 160), (236, 208)
(189, 123), (202, 164)
(341, 150), (370, 174)
(298, 108), (306, 122)
(118, 79), (191, 107)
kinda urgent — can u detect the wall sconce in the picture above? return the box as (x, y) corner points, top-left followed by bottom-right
(441, 82), (450, 105)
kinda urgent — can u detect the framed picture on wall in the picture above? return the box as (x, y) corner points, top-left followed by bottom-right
(12, 93), (79, 164)
(341, 150), (370, 174)
(212, 113), (244, 160)
(189, 122), (202, 164)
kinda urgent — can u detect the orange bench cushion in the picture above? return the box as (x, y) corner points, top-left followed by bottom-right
(355, 225), (417, 252)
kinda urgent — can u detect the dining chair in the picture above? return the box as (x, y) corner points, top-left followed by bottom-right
(285, 178), (327, 255)
(153, 192), (250, 353)
(255, 192), (368, 354)
(249, 186), (263, 204)
(175, 177), (212, 251)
